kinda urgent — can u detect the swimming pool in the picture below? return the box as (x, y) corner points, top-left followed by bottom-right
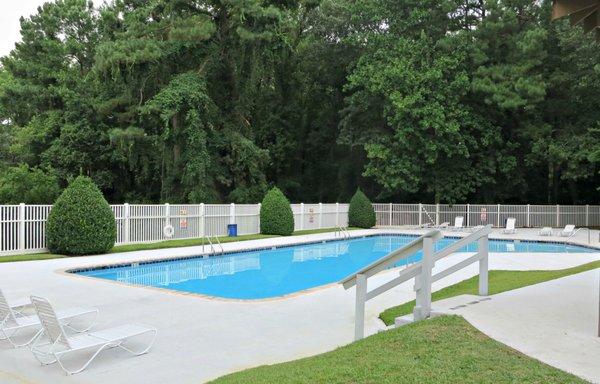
(73, 235), (596, 300)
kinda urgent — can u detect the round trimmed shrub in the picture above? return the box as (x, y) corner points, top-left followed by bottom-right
(260, 187), (294, 236)
(46, 176), (116, 255)
(348, 189), (376, 228)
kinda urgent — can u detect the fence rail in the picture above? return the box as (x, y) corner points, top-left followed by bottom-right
(1, 202), (598, 256)
(373, 203), (600, 229)
(0, 203), (349, 256)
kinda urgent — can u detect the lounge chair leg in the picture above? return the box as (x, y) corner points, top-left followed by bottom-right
(57, 345), (110, 375)
(116, 329), (158, 356)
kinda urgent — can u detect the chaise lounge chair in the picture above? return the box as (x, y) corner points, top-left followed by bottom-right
(0, 290), (98, 348)
(1, 290), (32, 316)
(30, 296), (157, 375)
(502, 217), (517, 234)
(452, 216), (464, 231)
(560, 224), (576, 237)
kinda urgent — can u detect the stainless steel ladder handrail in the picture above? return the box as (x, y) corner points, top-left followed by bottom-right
(213, 235), (224, 254)
(336, 226), (350, 239)
(566, 227), (591, 244)
(202, 236), (216, 255)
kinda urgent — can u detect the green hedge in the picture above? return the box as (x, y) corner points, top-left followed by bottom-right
(260, 187), (294, 236)
(348, 189), (376, 228)
(46, 176), (116, 255)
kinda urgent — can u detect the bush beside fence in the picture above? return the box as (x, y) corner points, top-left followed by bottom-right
(1, 202), (599, 256)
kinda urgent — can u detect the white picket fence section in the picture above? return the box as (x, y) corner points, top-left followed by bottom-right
(0, 203), (350, 256)
(373, 203), (600, 228)
(2, 202), (599, 257)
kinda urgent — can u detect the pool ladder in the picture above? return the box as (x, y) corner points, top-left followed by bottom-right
(203, 235), (224, 255)
(335, 226), (350, 239)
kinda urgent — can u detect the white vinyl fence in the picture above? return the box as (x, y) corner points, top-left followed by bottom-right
(0, 203), (349, 256)
(2, 202), (599, 257)
(374, 203), (600, 228)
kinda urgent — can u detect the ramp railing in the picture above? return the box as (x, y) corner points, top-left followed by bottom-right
(340, 225), (492, 340)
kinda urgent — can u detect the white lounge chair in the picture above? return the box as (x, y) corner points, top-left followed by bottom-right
(502, 217), (517, 234)
(560, 224), (576, 237)
(452, 216), (464, 231)
(437, 222), (450, 229)
(0, 290), (98, 348)
(1, 290), (32, 315)
(30, 296), (157, 375)
(539, 227), (552, 236)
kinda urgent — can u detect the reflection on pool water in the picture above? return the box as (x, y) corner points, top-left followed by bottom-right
(75, 235), (596, 300)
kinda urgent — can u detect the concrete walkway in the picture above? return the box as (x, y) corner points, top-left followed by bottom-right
(0, 228), (597, 383)
(433, 269), (600, 383)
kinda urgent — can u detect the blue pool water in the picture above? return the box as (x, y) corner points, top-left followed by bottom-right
(75, 235), (596, 300)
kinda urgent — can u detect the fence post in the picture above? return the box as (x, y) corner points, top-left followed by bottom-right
(497, 204), (501, 227)
(257, 203), (261, 234)
(336, 202), (340, 227)
(526, 204), (530, 228)
(418, 203), (423, 227)
(466, 204), (470, 227)
(556, 204), (560, 227)
(200, 203), (205, 237)
(300, 203), (305, 230)
(124, 203), (130, 244)
(354, 273), (367, 341)
(230, 203), (235, 225)
(435, 203), (440, 226)
(586, 205), (589, 227)
(414, 236), (433, 321)
(478, 235), (489, 296)
(389, 203), (393, 226)
(165, 203), (170, 229)
(18, 203), (25, 251)
(318, 203), (323, 229)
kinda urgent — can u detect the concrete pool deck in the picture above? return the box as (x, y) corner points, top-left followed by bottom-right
(0, 227), (598, 383)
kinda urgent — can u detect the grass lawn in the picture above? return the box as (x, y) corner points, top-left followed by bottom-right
(0, 227), (359, 263)
(0, 253), (67, 263)
(379, 260), (600, 325)
(209, 315), (583, 384)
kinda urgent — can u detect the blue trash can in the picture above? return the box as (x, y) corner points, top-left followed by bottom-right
(227, 224), (238, 237)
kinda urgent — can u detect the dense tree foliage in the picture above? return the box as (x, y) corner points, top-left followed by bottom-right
(0, 0), (598, 204)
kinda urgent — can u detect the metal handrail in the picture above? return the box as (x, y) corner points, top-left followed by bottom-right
(213, 235), (224, 254)
(566, 227), (591, 244)
(341, 225), (491, 340)
(202, 236), (216, 255)
(335, 226), (350, 239)
(421, 205), (436, 227)
(202, 235), (225, 255)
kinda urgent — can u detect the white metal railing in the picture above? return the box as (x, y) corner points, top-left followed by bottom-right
(335, 226), (350, 239)
(566, 227), (591, 244)
(340, 225), (491, 340)
(0, 202), (349, 256)
(374, 203), (600, 228)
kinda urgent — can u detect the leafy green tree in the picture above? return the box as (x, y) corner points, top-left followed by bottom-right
(0, 0), (597, 205)
(0, 165), (60, 204)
